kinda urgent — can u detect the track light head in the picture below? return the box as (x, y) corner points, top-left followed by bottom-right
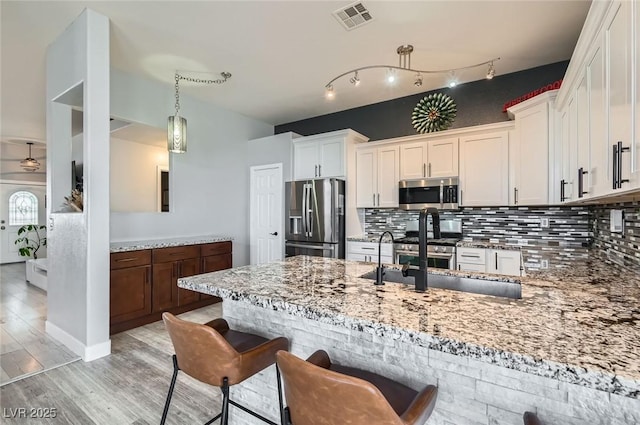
(414, 73), (423, 87)
(350, 71), (361, 86)
(325, 85), (335, 99)
(387, 68), (396, 84)
(486, 61), (495, 80)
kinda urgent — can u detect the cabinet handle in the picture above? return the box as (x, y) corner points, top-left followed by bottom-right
(612, 143), (619, 190)
(560, 179), (568, 202)
(423, 163), (426, 177)
(460, 190), (463, 205)
(428, 162), (432, 177)
(314, 165), (318, 178)
(362, 247), (375, 250)
(372, 193), (375, 206)
(514, 188), (518, 205)
(115, 257), (136, 263)
(495, 252), (498, 270)
(377, 193), (380, 206)
(460, 254), (480, 258)
(578, 168), (588, 197)
(617, 141), (630, 188)
(318, 164), (321, 177)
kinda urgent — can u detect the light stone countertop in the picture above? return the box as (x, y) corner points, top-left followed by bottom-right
(457, 240), (523, 250)
(347, 235), (389, 243)
(110, 235), (233, 253)
(179, 255), (640, 398)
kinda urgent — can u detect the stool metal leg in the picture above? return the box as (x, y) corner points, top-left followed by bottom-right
(276, 365), (285, 425)
(220, 377), (230, 425)
(160, 355), (180, 425)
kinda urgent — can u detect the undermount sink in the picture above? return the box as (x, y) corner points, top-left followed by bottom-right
(359, 269), (522, 299)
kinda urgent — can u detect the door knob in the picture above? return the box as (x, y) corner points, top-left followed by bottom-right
(1, 226), (5, 230)
(270, 232), (278, 236)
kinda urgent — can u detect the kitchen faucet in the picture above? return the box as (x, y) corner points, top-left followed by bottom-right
(402, 207), (441, 291)
(375, 231), (394, 285)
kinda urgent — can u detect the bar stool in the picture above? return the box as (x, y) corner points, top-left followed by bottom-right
(161, 313), (289, 425)
(523, 412), (542, 425)
(276, 350), (438, 425)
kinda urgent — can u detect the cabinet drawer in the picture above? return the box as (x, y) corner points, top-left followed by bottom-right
(153, 245), (200, 263)
(457, 263), (487, 273)
(347, 241), (393, 257)
(456, 247), (486, 265)
(201, 241), (232, 257)
(110, 250), (151, 270)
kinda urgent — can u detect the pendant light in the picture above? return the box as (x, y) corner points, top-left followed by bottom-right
(20, 142), (41, 172)
(167, 71), (232, 154)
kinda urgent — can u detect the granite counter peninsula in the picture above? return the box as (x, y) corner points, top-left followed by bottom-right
(179, 256), (640, 425)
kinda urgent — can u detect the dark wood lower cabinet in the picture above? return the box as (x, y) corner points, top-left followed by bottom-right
(152, 262), (179, 312)
(110, 241), (232, 335)
(110, 265), (151, 324)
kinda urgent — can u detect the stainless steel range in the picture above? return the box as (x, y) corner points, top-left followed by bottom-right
(394, 218), (462, 270)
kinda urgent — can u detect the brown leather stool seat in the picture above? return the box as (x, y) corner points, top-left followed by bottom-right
(161, 313), (289, 425)
(276, 350), (438, 425)
(523, 411), (542, 425)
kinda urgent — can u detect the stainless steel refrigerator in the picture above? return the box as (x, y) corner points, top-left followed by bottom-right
(285, 178), (345, 259)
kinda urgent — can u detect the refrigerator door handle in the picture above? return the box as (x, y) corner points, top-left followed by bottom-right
(301, 184), (308, 237)
(307, 183), (314, 238)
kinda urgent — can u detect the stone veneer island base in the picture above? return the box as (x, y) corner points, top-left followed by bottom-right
(179, 256), (640, 425)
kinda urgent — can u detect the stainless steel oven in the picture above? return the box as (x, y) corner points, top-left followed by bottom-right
(395, 245), (456, 270)
(394, 218), (462, 270)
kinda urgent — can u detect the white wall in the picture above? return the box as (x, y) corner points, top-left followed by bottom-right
(109, 69), (274, 266)
(46, 9), (111, 361)
(110, 137), (168, 212)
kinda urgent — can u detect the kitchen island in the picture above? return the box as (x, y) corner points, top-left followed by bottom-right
(179, 256), (639, 425)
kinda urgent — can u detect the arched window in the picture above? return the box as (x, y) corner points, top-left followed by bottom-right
(9, 191), (38, 226)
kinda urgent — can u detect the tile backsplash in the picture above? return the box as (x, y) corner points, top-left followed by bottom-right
(365, 206), (592, 269)
(591, 201), (640, 271)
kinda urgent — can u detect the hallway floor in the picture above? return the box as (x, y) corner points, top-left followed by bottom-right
(1, 303), (223, 424)
(1, 263), (79, 385)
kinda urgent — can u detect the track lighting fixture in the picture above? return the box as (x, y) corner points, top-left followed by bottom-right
(324, 44), (499, 98)
(448, 71), (458, 88)
(486, 61), (495, 80)
(349, 71), (361, 86)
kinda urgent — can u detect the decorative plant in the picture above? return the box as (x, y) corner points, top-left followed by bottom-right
(14, 224), (47, 259)
(63, 189), (83, 212)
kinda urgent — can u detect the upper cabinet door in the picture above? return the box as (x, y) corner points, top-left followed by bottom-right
(399, 141), (427, 180)
(293, 141), (319, 180)
(459, 132), (509, 206)
(356, 147), (377, 208)
(634, 0), (640, 188)
(427, 138), (459, 178)
(587, 39), (607, 196)
(376, 145), (399, 208)
(513, 102), (549, 205)
(318, 139), (344, 178)
(606, 0), (633, 190)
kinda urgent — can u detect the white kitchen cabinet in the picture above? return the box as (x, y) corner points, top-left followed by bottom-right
(399, 138), (458, 180)
(634, 0), (640, 188)
(459, 131), (509, 206)
(587, 40), (608, 197)
(347, 241), (393, 264)
(508, 93), (557, 206)
(293, 138), (343, 180)
(355, 145), (399, 208)
(456, 247), (522, 276)
(486, 249), (522, 276)
(606, 0), (633, 191)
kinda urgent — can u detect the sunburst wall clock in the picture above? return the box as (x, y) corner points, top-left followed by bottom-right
(411, 93), (457, 133)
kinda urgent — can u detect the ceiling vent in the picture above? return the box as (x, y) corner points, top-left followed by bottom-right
(333, 2), (373, 31)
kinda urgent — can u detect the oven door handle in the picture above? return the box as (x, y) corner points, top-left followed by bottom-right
(395, 250), (418, 256)
(426, 252), (455, 259)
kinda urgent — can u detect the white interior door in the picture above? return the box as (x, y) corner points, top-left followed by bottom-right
(0, 183), (47, 264)
(250, 164), (283, 265)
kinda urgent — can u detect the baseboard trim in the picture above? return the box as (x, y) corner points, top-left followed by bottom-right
(45, 321), (111, 362)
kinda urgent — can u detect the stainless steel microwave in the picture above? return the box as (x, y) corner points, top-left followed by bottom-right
(398, 177), (459, 210)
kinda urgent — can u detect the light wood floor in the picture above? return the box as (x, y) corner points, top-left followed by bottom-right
(1, 303), (225, 424)
(1, 263), (79, 385)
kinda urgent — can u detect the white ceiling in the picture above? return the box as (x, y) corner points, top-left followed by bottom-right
(0, 1), (591, 142)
